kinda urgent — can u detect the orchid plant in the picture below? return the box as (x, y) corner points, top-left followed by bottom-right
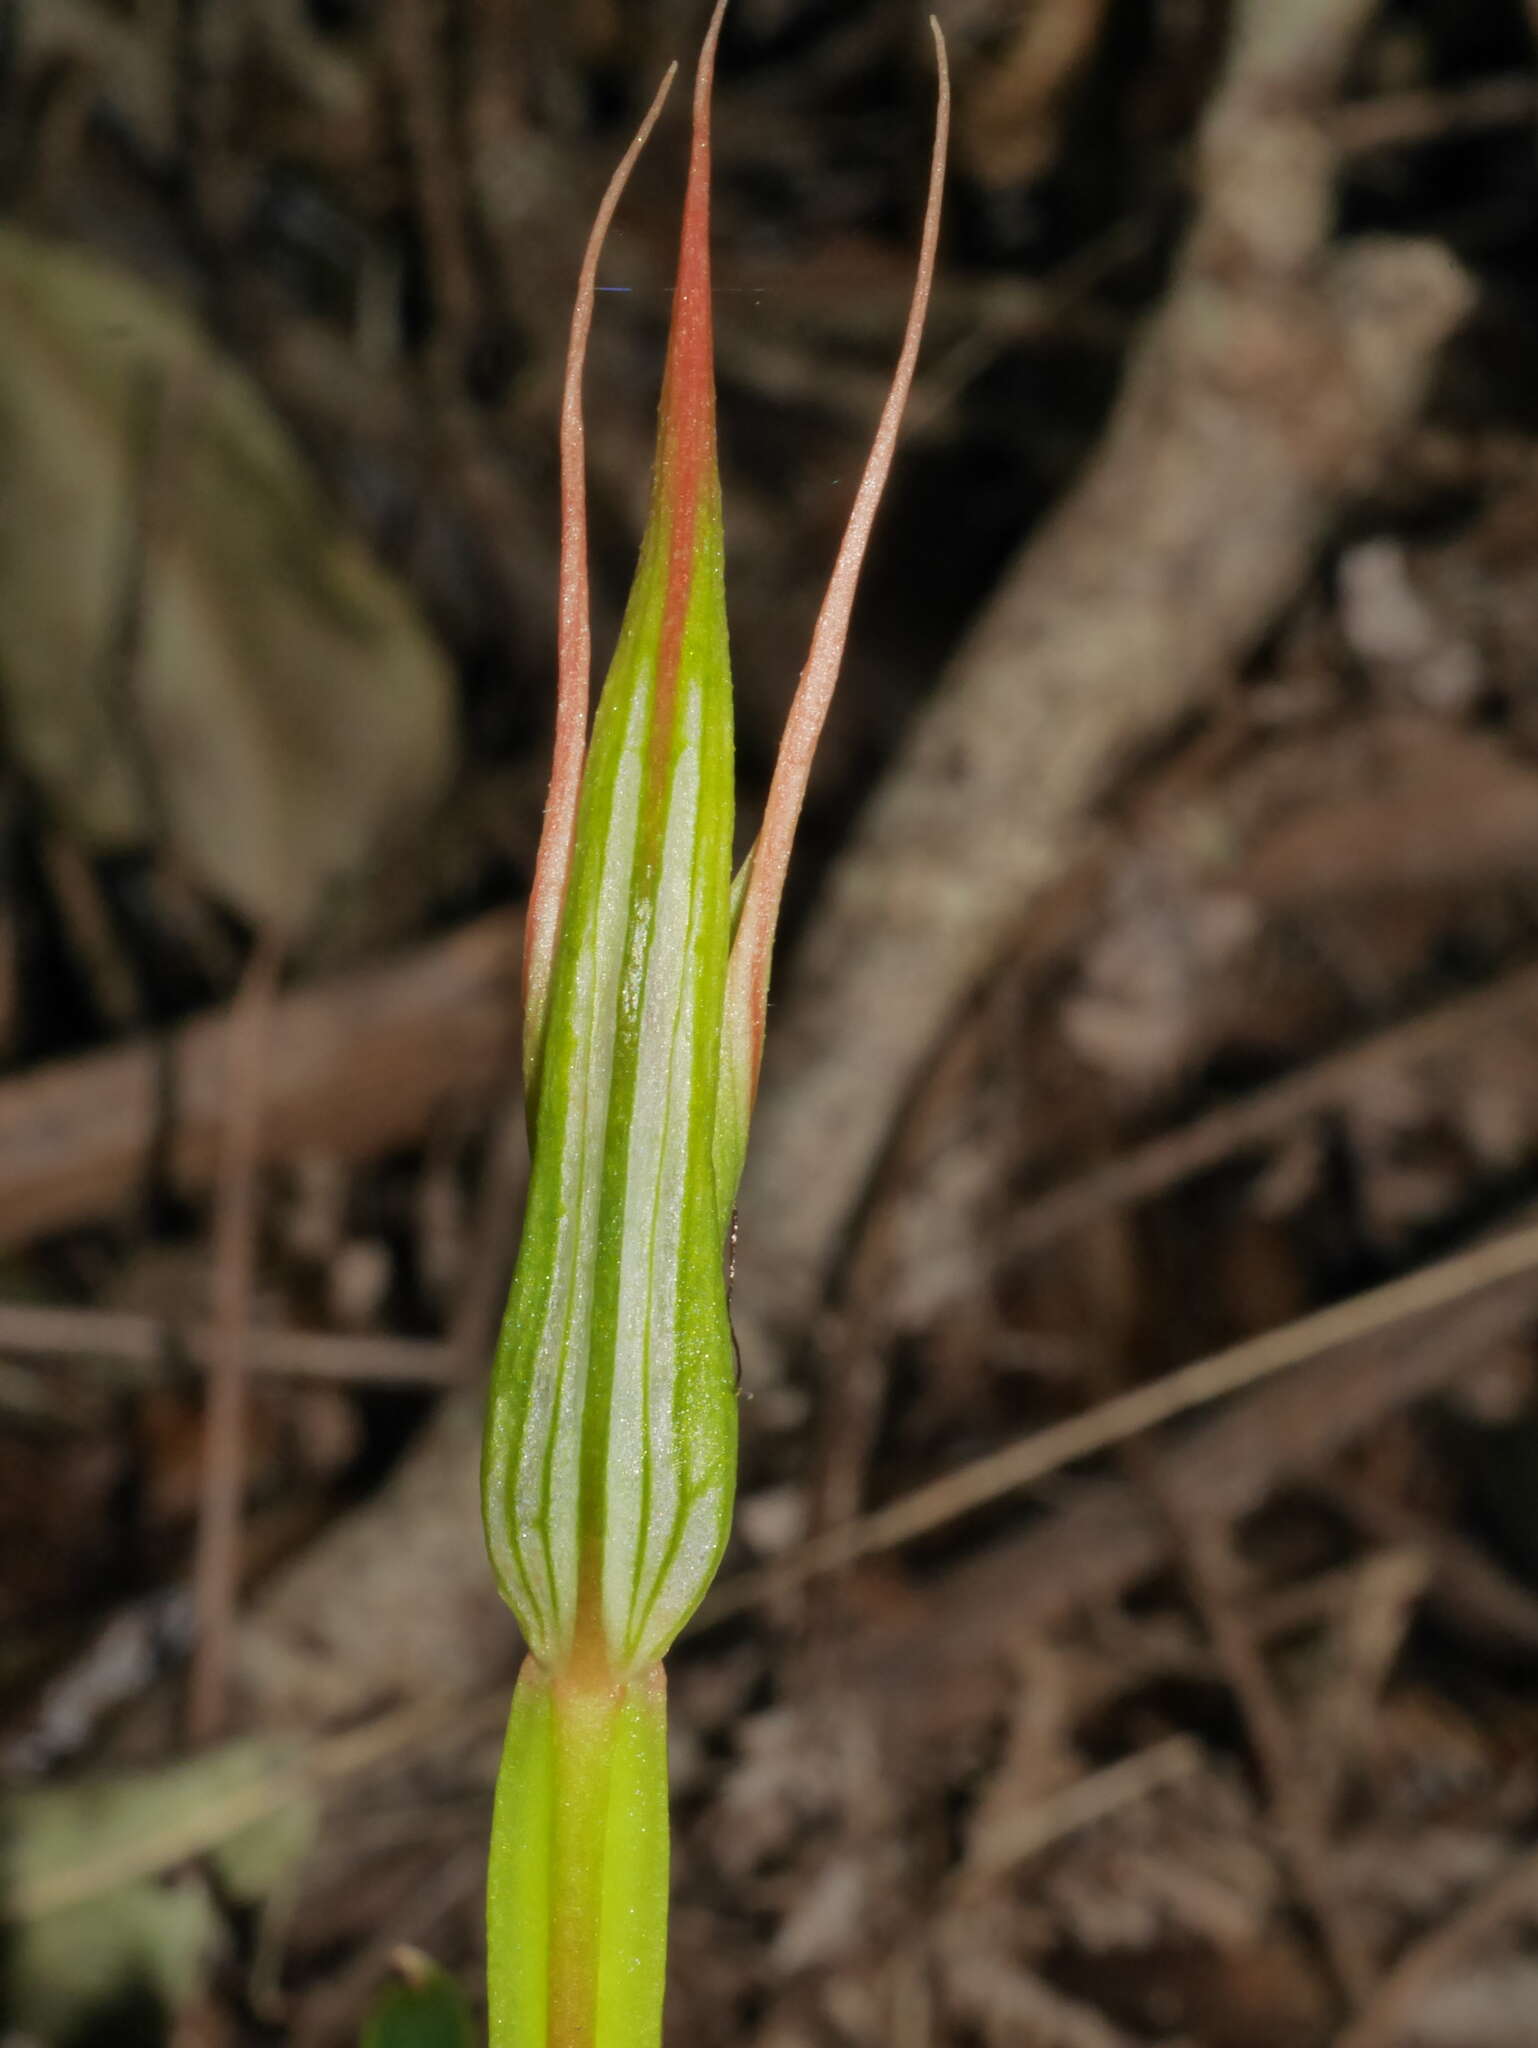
(477, 7), (948, 2043)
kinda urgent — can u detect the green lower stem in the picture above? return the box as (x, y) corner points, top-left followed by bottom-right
(487, 1656), (670, 2048)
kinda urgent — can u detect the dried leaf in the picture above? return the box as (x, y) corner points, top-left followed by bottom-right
(0, 228), (456, 931)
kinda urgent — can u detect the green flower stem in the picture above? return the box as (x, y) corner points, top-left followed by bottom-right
(488, 1659), (669, 2048)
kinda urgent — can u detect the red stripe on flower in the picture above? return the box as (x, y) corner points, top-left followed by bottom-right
(648, 0), (726, 803)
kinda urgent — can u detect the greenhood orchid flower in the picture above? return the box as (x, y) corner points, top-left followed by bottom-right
(481, 7), (947, 2042)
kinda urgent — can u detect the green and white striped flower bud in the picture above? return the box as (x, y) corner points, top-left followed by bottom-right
(482, 13), (739, 1684)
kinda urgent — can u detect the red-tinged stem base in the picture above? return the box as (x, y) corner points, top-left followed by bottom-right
(487, 1656), (670, 2048)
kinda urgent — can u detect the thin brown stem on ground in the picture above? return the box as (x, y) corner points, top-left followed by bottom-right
(1335, 1844), (1538, 2048)
(1138, 1461), (1376, 2012)
(187, 932), (283, 1743)
(708, 1216), (1538, 1613)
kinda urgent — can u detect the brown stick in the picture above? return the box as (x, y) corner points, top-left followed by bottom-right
(1325, 1474), (1538, 1659)
(735, 0), (1472, 1365)
(957, 1735), (1205, 1887)
(1008, 961), (1538, 1256)
(833, 1271), (1538, 1742)
(188, 935), (282, 1743)
(1331, 75), (1538, 155)
(1334, 1845), (1538, 2048)
(380, 0), (481, 383)
(0, 910), (520, 1249)
(447, 1093), (530, 1366)
(1145, 1478), (1375, 2010)
(708, 1219), (1538, 1614)
(0, 1301), (461, 1386)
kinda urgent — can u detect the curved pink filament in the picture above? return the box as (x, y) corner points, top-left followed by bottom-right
(523, 61), (680, 1073)
(726, 20), (951, 1099)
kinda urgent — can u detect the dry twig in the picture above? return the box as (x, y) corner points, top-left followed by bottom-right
(1331, 75), (1538, 155)
(838, 1268), (1538, 1746)
(1147, 1486), (1376, 2010)
(709, 1217), (1538, 1613)
(1335, 1845), (1538, 2048)
(188, 933), (282, 1742)
(381, 0), (480, 384)
(0, 1301), (460, 1387)
(0, 910), (519, 1248)
(736, 0), (1471, 1366)
(1008, 961), (1538, 1256)
(958, 1734), (1204, 1888)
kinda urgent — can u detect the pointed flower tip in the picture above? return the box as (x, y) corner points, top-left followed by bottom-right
(524, 2), (735, 1113)
(659, 0), (725, 450)
(646, 0), (731, 799)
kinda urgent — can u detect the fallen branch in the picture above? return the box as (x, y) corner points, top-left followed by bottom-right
(1008, 961), (1538, 1256)
(1138, 1465), (1374, 2010)
(735, 0), (1472, 1364)
(835, 1264), (1538, 1742)
(0, 910), (519, 1248)
(958, 1735), (1203, 1888)
(1330, 74), (1538, 155)
(189, 936), (282, 1743)
(0, 1302), (461, 1386)
(708, 1218), (1538, 1613)
(1335, 1844), (1538, 2048)
(236, 1376), (511, 1725)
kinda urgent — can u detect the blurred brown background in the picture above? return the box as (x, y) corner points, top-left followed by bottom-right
(5, 0), (1538, 2042)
